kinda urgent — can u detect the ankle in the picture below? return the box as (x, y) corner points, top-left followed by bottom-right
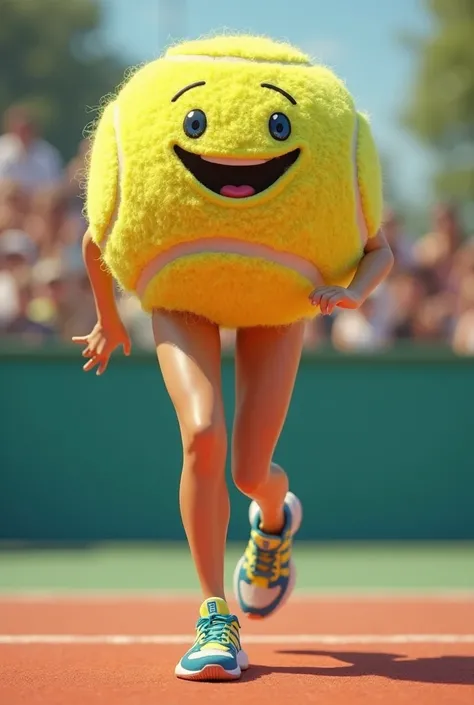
(202, 590), (227, 602)
(259, 508), (285, 535)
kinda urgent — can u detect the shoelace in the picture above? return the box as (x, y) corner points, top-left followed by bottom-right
(196, 614), (240, 646)
(251, 544), (280, 579)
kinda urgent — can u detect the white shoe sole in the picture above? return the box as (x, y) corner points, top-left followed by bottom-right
(233, 491), (303, 619)
(175, 649), (249, 681)
(233, 555), (297, 620)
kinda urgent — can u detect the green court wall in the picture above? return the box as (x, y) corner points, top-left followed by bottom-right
(1, 345), (473, 541)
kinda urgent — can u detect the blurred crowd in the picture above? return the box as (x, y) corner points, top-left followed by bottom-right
(1, 103), (474, 355)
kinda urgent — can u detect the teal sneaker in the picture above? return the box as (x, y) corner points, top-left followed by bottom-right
(175, 597), (249, 681)
(233, 492), (302, 619)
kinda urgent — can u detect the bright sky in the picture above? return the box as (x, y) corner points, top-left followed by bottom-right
(100, 0), (435, 203)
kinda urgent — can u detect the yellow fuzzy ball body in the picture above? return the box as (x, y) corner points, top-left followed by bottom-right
(86, 35), (383, 328)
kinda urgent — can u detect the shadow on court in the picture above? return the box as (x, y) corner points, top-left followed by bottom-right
(239, 650), (474, 685)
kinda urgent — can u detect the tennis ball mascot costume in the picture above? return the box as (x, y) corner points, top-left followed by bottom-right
(75, 34), (393, 682)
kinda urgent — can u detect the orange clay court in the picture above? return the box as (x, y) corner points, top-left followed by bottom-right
(1, 545), (473, 704)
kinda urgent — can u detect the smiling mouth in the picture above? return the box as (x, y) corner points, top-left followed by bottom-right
(174, 145), (300, 198)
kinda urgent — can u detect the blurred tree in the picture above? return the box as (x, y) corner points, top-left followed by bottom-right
(401, 0), (474, 205)
(379, 152), (402, 209)
(0, 0), (126, 160)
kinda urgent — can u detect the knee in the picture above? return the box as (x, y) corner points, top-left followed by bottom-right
(182, 419), (227, 476)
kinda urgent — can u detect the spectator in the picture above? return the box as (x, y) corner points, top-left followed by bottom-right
(0, 228), (37, 333)
(331, 287), (391, 352)
(0, 228), (38, 275)
(383, 207), (414, 272)
(411, 294), (454, 343)
(0, 104), (62, 193)
(63, 137), (90, 213)
(57, 270), (97, 343)
(451, 269), (474, 355)
(0, 268), (20, 329)
(0, 123), (473, 358)
(413, 202), (464, 291)
(24, 186), (79, 260)
(2, 278), (55, 344)
(0, 179), (29, 232)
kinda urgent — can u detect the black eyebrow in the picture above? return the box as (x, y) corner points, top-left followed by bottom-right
(261, 83), (297, 105)
(171, 81), (206, 103)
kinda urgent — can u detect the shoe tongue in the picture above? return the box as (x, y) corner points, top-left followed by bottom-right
(251, 529), (282, 551)
(199, 597), (230, 618)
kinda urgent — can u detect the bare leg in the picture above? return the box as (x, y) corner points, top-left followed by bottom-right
(232, 322), (305, 533)
(153, 310), (229, 599)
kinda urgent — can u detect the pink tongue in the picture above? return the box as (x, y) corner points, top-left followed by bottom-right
(220, 184), (255, 198)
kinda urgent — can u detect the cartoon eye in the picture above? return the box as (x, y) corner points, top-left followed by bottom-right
(183, 109), (207, 139)
(269, 113), (291, 141)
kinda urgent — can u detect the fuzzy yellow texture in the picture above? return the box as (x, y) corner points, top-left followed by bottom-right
(166, 34), (311, 64)
(142, 255), (311, 327)
(86, 35), (382, 327)
(86, 102), (118, 244)
(356, 112), (383, 237)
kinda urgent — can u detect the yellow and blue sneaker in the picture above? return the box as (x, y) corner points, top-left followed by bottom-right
(175, 597), (249, 681)
(233, 491), (302, 619)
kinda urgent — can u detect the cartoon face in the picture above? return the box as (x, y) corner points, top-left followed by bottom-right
(88, 37), (381, 329)
(171, 78), (301, 202)
(102, 46), (364, 294)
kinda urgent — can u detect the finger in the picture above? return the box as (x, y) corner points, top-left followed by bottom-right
(83, 356), (101, 372)
(320, 293), (333, 315)
(97, 358), (109, 376)
(96, 338), (106, 356)
(86, 333), (102, 354)
(72, 336), (89, 344)
(83, 341), (98, 356)
(123, 337), (131, 356)
(324, 292), (340, 314)
(326, 293), (344, 315)
(309, 290), (324, 306)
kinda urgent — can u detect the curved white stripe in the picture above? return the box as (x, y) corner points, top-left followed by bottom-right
(352, 112), (369, 247)
(135, 237), (322, 298)
(165, 54), (312, 67)
(113, 103), (124, 177)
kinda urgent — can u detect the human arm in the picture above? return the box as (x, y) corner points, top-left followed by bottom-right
(309, 230), (394, 315)
(72, 230), (131, 374)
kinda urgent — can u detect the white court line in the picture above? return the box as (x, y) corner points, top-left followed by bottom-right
(1, 634), (474, 646)
(1, 589), (474, 602)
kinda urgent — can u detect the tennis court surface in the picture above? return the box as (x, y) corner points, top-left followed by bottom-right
(1, 542), (473, 704)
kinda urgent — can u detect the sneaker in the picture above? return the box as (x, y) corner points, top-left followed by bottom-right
(233, 491), (302, 619)
(175, 597), (249, 681)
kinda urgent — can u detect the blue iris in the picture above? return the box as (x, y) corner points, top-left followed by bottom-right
(269, 113), (291, 141)
(183, 109), (207, 139)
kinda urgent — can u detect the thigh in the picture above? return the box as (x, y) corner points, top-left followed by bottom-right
(152, 310), (224, 435)
(233, 322), (305, 453)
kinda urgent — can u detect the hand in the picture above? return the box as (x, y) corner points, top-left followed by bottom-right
(309, 286), (361, 315)
(72, 320), (131, 375)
